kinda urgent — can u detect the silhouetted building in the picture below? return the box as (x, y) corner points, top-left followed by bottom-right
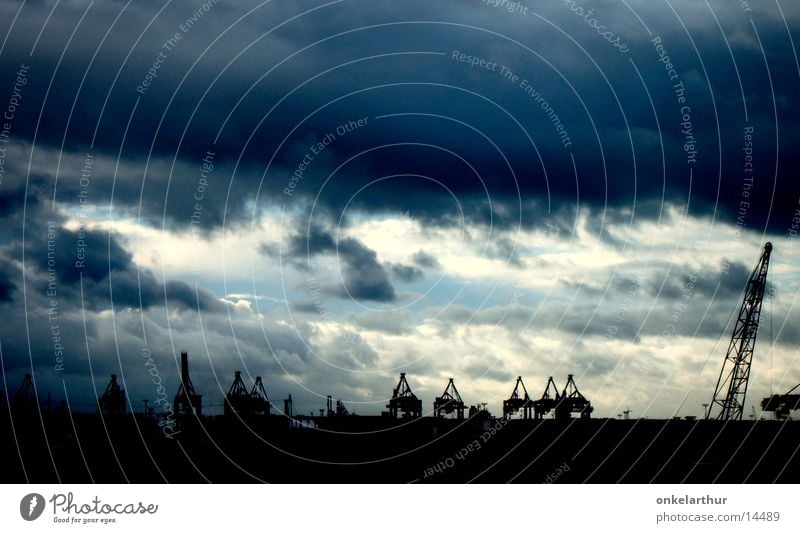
(173, 351), (202, 416)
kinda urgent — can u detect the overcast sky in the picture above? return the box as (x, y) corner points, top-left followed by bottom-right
(1, 0), (799, 418)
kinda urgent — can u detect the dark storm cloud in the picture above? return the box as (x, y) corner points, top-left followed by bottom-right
(1, 0), (797, 235)
(486, 235), (525, 268)
(653, 260), (752, 301)
(288, 224), (336, 257)
(31, 225), (132, 284)
(558, 278), (603, 296)
(164, 280), (226, 313)
(64, 243), (226, 313)
(390, 263), (424, 283)
(0, 180), (226, 314)
(285, 225), (397, 302)
(412, 250), (440, 269)
(0, 258), (18, 302)
(330, 237), (396, 302)
(768, 306), (800, 348)
(290, 301), (321, 314)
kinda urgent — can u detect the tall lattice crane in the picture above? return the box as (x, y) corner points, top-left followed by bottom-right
(708, 242), (772, 420)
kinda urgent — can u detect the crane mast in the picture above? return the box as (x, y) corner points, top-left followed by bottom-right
(708, 242), (772, 420)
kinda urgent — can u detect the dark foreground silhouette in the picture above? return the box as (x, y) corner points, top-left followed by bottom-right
(2, 408), (799, 483)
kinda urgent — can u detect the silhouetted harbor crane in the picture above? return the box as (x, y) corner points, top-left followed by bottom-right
(761, 383), (800, 420)
(532, 376), (560, 419)
(385, 373), (422, 419)
(503, 376), (533, 419)
(98, 374), (126, 416)
(224, 371), (250, 415)
(250, 376), (271, 415)
(555, 374), (593, 420)
(434, 378), (465, 419)
(12, 373), (37, 413)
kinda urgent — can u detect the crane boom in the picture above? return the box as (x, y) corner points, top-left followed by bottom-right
(708, 242), (772, 420)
